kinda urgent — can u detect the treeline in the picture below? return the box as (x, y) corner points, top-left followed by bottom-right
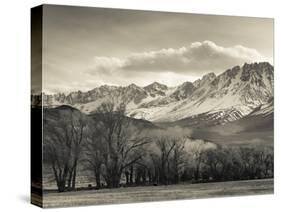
(43, 103), (273, 192)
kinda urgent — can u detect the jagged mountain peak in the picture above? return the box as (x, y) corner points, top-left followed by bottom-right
(224, 65), (241, 78)
(209, 65), (241, 89)
(170, 81), (195, 100)
(128, 83), (139, 89)
(144, 82), (168, 90)
(193, 72), (216, 88)
(148, 81), (163, 86)
(202, 72), (216, 81)
(99, 84), (117, 89)
(143, 82), (169, 98)
(243, 62), (273, 71)
(241, 62), (273, 82)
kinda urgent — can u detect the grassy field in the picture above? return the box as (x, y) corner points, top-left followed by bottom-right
(42, 178), (273, 208)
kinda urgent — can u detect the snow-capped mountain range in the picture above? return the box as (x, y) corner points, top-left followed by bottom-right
(41, 62), (274, 124)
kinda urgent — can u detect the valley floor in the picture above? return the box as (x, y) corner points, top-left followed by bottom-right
(42, 178), (273, 208)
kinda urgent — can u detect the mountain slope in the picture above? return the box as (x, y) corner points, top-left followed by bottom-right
(190, 103), (273, 146)
(43, 105), (160, 137)
(127, 62), (273, 122)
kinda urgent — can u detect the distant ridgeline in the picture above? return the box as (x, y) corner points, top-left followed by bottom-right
(39, 62), (273, 125)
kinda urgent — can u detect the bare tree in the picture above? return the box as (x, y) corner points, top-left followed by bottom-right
(44, 122), (70, 192)
(170, 138), (186, 184)
(189, 141), (205, 181)
(251, 146), (274, 179)
(91, 102), (150, 188)
(183, 139), (217, 181)
(264, 147), (274, 177)
(154, 137), (176, 185)
(240, 147), (257, 179)
(68, 112), (86, 190)
(84, 123), (104, 189)
(44, 107), (86, 192)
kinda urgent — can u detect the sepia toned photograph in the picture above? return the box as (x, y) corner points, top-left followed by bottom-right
(31, 4), (274, 208)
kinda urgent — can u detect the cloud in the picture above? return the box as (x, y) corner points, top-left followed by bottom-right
(44, 41), (270, 93)
(89, 41), (267, 76)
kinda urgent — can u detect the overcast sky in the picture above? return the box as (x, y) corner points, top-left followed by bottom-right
(42, 5), (273, 93)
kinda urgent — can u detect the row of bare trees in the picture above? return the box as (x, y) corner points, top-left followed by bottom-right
(43, 103), (150, 191)
(43, 103), (273, 192)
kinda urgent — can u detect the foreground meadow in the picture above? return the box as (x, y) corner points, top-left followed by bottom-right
(42, 178), (273, 208)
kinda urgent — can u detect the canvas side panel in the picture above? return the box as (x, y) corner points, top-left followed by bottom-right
(31, 5), (43, 208)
